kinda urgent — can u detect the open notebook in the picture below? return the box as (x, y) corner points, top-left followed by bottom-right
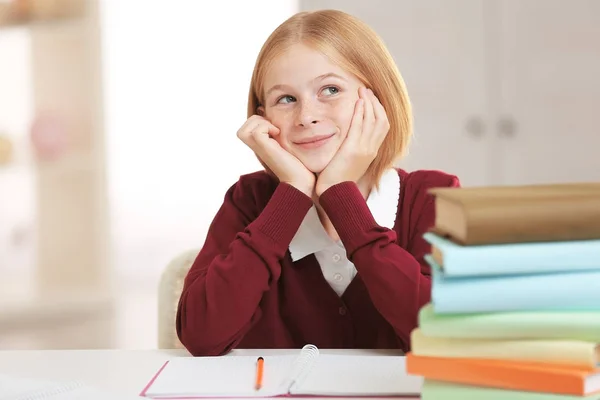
(141, 345), (422, 398)
(0, 372), (143, 400)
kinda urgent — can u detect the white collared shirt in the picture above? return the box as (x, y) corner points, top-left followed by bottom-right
(288, 169), (401, 296)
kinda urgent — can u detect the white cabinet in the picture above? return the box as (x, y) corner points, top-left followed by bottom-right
(0, 167), (36, 276)
(301, 0), (600, 187)
(495, 0), (600, 185)
(0, 0), (115, 350)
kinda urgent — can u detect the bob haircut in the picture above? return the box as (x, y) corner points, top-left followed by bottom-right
(247, 9), (412, 188)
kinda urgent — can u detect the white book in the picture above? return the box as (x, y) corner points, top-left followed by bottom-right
(141, 345), (422, 398)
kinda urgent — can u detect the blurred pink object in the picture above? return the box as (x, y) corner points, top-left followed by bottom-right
(30, 113), (68, 161)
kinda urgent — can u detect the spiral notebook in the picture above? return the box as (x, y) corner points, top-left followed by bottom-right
(140, 345), (422, 398)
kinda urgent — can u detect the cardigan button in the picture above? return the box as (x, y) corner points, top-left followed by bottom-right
(338, 306), (347, 316)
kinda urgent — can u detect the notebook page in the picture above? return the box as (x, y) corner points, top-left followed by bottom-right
(143, 355), (299, 398)
(32, 385), (147, 400)
(0, 373), (82, 400)
(0, 373), (142, 400)
(291, 355), (423, 396)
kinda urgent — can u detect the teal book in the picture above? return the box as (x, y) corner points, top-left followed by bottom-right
(421, 380), (600, 400)
(423, 232), (600, 277)
(418, 303), (600, 341)
(427, 255), (600, 314)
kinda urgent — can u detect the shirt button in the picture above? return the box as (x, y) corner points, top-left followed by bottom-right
(339, 307), (347, 315)
(333, 273), (343, 282)
(332, 253), (341, 262)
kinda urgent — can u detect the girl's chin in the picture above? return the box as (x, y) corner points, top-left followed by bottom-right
(298, 157), (333, 174)
(294, 148), (338, 174)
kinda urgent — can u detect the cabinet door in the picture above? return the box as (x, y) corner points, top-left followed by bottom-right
(0, 167), (36, 276)
(496, 0), (600, 185)
(300, 0), (493, 187)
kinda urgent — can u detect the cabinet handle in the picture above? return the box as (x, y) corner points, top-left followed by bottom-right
(498, 116), (517, 138)
(10, 224), (31, 247)
(465, 117), (485, 138)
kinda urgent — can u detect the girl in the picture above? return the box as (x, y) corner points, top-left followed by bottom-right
(176, 9), (460, 356)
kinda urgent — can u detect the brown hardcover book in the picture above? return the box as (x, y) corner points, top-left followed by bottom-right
(428, 182), (600, 245)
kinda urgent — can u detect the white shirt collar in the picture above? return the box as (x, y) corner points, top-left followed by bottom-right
(288, 168), (400, 262)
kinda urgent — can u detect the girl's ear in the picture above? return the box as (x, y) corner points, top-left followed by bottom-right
(257, 106), (265, 116)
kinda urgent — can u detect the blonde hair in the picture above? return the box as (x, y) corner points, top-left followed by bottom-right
(248, 9), (412, 188)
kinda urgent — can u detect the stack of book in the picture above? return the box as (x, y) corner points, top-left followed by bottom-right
(406, 182), (600, 400)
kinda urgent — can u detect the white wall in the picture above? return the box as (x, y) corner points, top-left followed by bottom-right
(99, 0), (299, 280)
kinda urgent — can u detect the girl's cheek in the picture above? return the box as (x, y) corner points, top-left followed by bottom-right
(265, 110), (292, 146)
(266, 107), (290, 126)
(330, 97), (358, 124)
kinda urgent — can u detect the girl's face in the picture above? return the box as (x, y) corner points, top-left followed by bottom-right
(261, 43), (364, 173)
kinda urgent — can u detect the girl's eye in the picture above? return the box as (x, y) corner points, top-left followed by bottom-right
(322, 86), (339, 96)
(277, 95), (296, 104)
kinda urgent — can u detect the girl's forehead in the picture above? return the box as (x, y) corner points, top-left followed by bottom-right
(264, 44), (350, 85)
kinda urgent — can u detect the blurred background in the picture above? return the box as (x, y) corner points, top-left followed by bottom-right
(0, 0), (598, 350)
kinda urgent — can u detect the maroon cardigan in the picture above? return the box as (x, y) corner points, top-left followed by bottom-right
(176, 168), (460, 356)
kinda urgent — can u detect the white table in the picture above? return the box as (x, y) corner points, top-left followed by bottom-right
(0, 348), (419, 399)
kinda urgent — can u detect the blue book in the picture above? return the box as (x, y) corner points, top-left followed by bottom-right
(424, 232), (600, 278)
(427, 255), (600, 314)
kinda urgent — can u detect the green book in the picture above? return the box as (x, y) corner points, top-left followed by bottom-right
(421, 380), (600, 400)
(419, 303), (600, 342)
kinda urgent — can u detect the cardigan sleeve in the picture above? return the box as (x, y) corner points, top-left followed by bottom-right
(318, 171), (460, 350)
(176, 181), (313, 356)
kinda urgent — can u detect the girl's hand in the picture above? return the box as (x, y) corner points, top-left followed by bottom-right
(315, 87), (390, 196)
(237, 115), (315, 197)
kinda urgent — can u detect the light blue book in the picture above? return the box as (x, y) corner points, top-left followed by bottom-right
(427, 255), (600, 314)
(424, 232), (600, 277)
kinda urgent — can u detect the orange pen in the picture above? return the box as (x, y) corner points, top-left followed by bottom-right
(255, 356), (264, 391)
